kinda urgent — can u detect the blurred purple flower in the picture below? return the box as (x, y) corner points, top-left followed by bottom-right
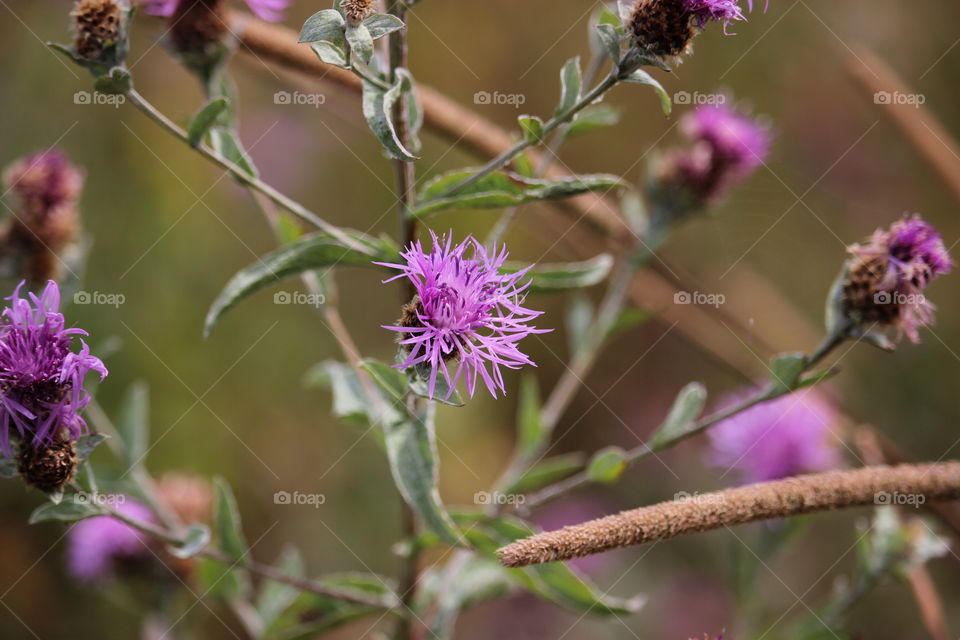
(142, 0), (289, 22)
(707, 388), (841, 483)
(0, 281), (107, 454)
(379, 232), (549, 399)
(844, 214), (953, 343)
(66, 498), (153, 581)
(682, 103), (771, 178)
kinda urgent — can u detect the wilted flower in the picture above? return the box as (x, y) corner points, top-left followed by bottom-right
(156, 472), (214, 524)
(841, 214), (953, 344)
(143, 0), (289, 22)
(626, 0), (751, 62)
(2, 150), (84, 284)
(707, 388), (841, 483)
(650, 102), (770, 224)
(379, 232), (549, 399)
(70, 0), (129, 66)
(341, 0), (375, 23)
(66, 498), (154, 581)
(0, 281), (107, 455)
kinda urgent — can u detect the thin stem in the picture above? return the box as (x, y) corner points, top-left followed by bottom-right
(123, 89), (367, 254)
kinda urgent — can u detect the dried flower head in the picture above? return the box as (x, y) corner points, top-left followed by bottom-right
(66, 498), (154, 581)
(707, 388), (842, 483)
(379, 232), (550, 399)
(0, 281), (107, 455)
(651, 102), (770, 221)
(341, 0), (375, 23)
(2, 150), (84, 283)
(627, 0), (747, 61)
(71, 0), (125, 63)
(143, 0), (289, 23)
(16, 434), (78, 492)
(841, 214), (952, 343)
(156, 472), (214, 523)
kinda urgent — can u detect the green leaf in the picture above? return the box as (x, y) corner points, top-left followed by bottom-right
(361, 69), (419, 161)
(607, 307), (650, 337)
(424, 556), (513, 639)
(555, 57), (582, 117)
(204, 231), (395, 337)
(116, 381), (149, 469)
(565, 295), (594, 357)
(345, 21), (374, 65)
(565, 104), (622, 139)
(307, 361), (376, 427)
(502, 254), (614, 294)
(214, 477), (248, 562)
(359, 359), (407, 403)
(770, 352), (806, 392)
(415, 170), (624, 217)
(503, 453), (584, 494)
(585, 446), (628, 484)
(517, 375), (546, 457)
(75, 433), (109, 465)
(0, 455), (16, 479)
(518, 114), (545, 144)
(382, 405), (462, 547)
(621, 68), (672, 116)
(92, 66), (132, 95)
(169, 524), (211, 559)
(188, 98), (229, 148)
(648, 382), (707, 451)
(797, 367), (840, 389)
(407, 367), (465, 407)
(209, 128), (259, 181)
(470, 516), (643, 616)
(29, 495), (104, 524)
(363, 14), (405, 39)
(298, 9), (346, 43)
(256, 546), (305, 630)
(594, 23), (621, 66)
(311, 41), (349, 68)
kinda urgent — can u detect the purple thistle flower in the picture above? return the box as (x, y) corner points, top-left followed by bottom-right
(0, 281), (107, 454)
(378, 232), (550, 400)
(682, 103), (771, 178)
(707, 388), (841, 483)
(683, 0), (745, 32)
(142, 0), (289, 22)
(844, 214), (953, 343)
(66, 498), (153, 581)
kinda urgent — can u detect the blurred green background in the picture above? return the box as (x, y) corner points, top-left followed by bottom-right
(1, 1), (959, 638)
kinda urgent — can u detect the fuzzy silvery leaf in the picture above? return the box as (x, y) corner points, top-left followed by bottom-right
(312, 41), (349, 68)
(517, 375), (546, 458)
(586, 446), (628, 484)
(116, 381), (149, 469)
(255, 546), (305, 630)
(29, 495), (105, 524)
(408, 365), (465, 407)
(363, 14), (405, 40)
(204, 231), (397, 337)
(214, 477), (248, 562)
(503, 453), (585, 494)
(566, 295), (594, 357)
(75, 433), (109, 465)
(187, 98), (229, 148)
(345, 21), (374, 65)
(517, 115), (545, 144)
(564, 104), (622, 139)
(594, 23), (622, 67)
(648, 382), (707, 451)
(307, 361), (382, 429)
(361, 68), (419, 161)
(168, 524), (211, 559)
(423, 556), (513, 640)
(209, 128), (259, 181)
(92, 67), (132, 96)
(501, 254), (614, 294)
(555, 57), (583, 117)
(414, 170), (625, 217)
(621, 69), (672, 116)
(588, 5), (623, 57)
(299, 9), (346, 43)
(770, 353), (806, 392)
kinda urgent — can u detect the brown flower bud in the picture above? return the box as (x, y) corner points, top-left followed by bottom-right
(17, 436), (78, 493)
(71, 0), (124, 63)
(169, 0), (229, 56)
(341, 0), (375, 23)
(628, 0), (697, 59)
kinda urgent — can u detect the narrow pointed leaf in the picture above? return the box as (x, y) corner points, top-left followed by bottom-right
(648, 382), (707, 451)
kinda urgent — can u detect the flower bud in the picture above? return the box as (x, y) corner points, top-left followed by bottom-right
(169, 0), (229, 57)
(627, 0), (746, 63)
(341, 0), (375, 23)
(70, 0), (130, 69)
(17, 435), (78, 493)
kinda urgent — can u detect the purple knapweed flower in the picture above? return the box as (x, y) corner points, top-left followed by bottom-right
(684, 0), (745, 32)
(0, 281), (107, 454)
(142, 0), (289, 22)
(682, 103), (771, 178)
(707, 388), (841, 483)
(379, 232), (550, 399)
(842, 214), (953, 343)
(66, 498), (154, 581)
(626, 0), (763, 60)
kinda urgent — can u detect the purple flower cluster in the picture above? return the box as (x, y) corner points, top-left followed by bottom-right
(379, 233), (549, 400)
(142, 0), (289, 22)
(683, 0), (745, 31)
(844, 214), (953, 343)
(0, 281), (107, 454)
(707, 388), (841, 483)
(66, 498), (153, 581)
